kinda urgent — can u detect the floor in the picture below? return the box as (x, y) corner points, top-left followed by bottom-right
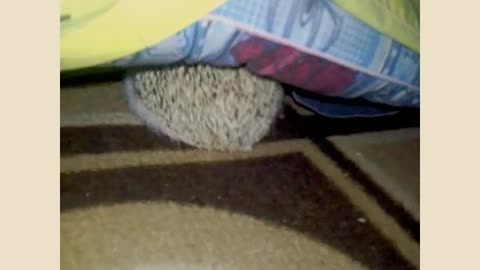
(329, 129), (420, 221)
(61, 80), (420, 269)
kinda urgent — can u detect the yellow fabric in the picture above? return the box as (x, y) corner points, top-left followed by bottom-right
(333, 0), (420, 53)
(60, 0), (226, 71)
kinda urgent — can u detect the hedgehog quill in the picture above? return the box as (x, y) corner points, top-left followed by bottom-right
(123, 65), (284, 151)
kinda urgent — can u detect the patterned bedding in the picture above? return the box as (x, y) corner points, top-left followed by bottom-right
(107, 0), (419, 116)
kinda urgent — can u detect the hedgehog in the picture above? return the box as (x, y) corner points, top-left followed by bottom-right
(123, 65), (284, 151)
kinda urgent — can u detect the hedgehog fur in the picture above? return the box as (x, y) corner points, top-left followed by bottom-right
(123, 65), (284, 151)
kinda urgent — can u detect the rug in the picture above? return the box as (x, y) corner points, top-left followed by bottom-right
(61, 81), (420, 270)
(328, 129), (420, 221)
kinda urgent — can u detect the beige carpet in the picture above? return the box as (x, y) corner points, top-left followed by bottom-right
(329, 129), (420, 221)
(61, 81), (420, 270)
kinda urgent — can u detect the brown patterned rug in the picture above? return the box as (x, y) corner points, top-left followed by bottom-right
(61, 81), (420, 270)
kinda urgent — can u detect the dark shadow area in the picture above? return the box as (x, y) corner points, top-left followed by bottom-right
(61, 67), (125, 87)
